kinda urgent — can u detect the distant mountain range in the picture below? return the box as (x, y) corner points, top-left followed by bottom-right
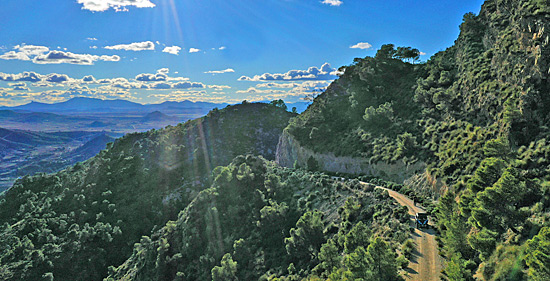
(0, 97), (228, 115)
(0, 97), (310, 114)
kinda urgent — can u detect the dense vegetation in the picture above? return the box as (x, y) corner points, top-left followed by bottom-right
(420, 1), (550, 279)
(106, 155), (410, 281)
(286, 44), (425, 164)
(285, 0), (550, 279)
(0, 102), (294, 280)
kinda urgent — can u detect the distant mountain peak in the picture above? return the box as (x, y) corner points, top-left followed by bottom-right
(140, 111), (177, 122)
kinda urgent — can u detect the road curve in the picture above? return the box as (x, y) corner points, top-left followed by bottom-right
(374, 185), (443, 281)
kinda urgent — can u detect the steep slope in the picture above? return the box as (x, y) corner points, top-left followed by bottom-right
(278, 45), (427, 184)
(420, 1), (550, 279)
(106, 156), (411, 281)
(284, 49), (424, 162)
(0, 102), (294, 281)
(414, 0), (550, 186)
(280, 0), (550, 279)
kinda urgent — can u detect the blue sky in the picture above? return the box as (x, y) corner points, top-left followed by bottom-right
(0, 0), (485, 106)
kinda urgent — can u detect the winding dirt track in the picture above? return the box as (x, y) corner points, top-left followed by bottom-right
(375, 186), (443, 281)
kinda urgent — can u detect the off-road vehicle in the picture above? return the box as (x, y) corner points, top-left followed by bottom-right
(415, 212), (429, 228)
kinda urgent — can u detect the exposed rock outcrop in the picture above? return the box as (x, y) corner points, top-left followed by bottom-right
(276, 130), (425, 183)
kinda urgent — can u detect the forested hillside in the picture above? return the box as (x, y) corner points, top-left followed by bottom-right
(284, 0), (550, 279)
(106, 156), (411, 280)
(0, 102), (294, 280)
(423, 1), (550, 279)
(286, 45), (424, 164)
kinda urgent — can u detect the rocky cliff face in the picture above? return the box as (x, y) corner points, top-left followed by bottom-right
(276, 130), (425, 183)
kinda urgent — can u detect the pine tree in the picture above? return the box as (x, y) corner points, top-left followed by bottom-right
(524, 227), (550, 281)
(366, 237), (400, 281)
(211, 253), (238, 281)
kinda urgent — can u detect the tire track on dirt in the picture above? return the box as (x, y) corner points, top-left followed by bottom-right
(374, 185), (443, 281)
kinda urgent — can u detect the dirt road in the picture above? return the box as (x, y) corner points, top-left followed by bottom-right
(376, 186), (443, 281)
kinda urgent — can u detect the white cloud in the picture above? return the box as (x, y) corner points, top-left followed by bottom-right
(0, 72), (42, 82)
(420, 51), (427, 56)
(238, 63), (339, 81)
(0, 45), (50, 61)
(204, 68), (235, 74)
(0, 68), (228, 105)
(237, 80), (331, 103)
(162, 46), (181, 55)
(0, 51), (31, 61)
(87, 37), (98, 41)
(98, 55), (121, 62)
(105, 41), (155, 51)
(149, 82), (170, 89)
(45, 73), (71, 83)
(110, 79), (149, 89)
(189, 48), (200, 53)
(208, 85), (231, 90)
(77, 0), (156, 12)
(82, 75), (96, 82)
(148, 91), (232, 103)
(0, 79), (147, 106)
(130, 70), (203, 89)
(133, 69), (189, 83)
(0, 45), (119, 65)
(135, 72), (168, 82)
(256, 82), (300, 88)
(350, 42), (372, 50)
(172, 81), (205, 89)
(256, 81), (330, 89)
(15, 45), (50, 56)
(90, 46), (98, 49)
(33, 50), (120, 65)
(321, 0), (343, 6)
(236, 87), (286, 94)
(9, 82), (30, 91)
(219, 46), (226, 50)
(157, 68), (169, 75)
